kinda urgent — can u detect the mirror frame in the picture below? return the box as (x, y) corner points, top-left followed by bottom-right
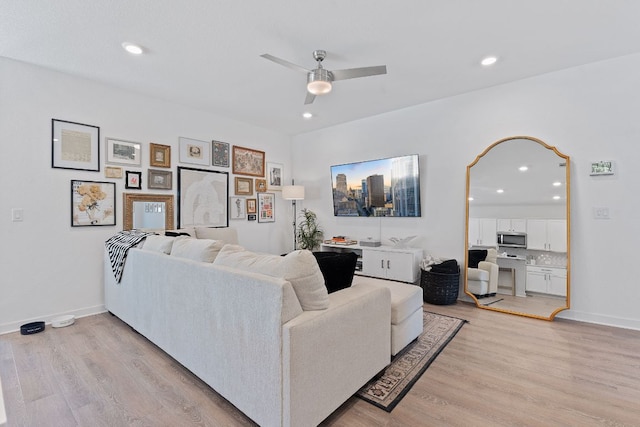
(123, 193), (175, 231)
(464, 136), (571, 320)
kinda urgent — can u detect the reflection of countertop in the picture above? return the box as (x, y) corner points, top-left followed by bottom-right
(497, 255), (526, 261)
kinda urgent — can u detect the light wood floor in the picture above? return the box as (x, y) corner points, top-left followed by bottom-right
(2, 303), (640, 427)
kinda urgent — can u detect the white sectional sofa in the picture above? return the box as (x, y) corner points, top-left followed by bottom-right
(104, 228), (391, 427)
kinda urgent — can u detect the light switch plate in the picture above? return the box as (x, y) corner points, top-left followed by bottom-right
(593, 207), (610, 219)
(12, 208), (24, 222)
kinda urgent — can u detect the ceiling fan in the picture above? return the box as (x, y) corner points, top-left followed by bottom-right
(260, 50), (387, 104)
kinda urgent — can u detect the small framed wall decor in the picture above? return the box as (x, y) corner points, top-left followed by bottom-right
(230, 197), (246, 220)
(148, 169), (173, 190)
(235, 176), (253, 195)
(266, 162), (283, 191)
(106, 138), (142, 166)
(212, 140), (230, 167)
(232, 146), (265, 177)
(255, 178), (267, 192)
(248, 214), (257, 221)
(150, 143), (171, 168)
(104, 166), (123, 179)
(52, 119), (100, 171)
(125, 171), (142, 189)
(70, 180), (115, 226)
(179, 137), (210, 166)
(257, 192), (275, 223)
(590, 160), (614, 176)
(246, 198), (257, 214)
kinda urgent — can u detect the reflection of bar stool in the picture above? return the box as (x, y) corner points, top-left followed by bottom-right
(498, 267), (516, 296)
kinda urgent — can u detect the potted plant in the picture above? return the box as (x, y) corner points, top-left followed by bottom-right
(296, 208), (323, 250)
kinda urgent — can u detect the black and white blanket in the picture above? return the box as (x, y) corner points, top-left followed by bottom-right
(105, 230), (156, 283)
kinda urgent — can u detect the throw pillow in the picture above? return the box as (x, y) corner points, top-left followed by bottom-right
(430, 259), (459, 274)
(140, 235), (176, 254)
(468, 249), (488, 268)
(214, 245), (329, 310)
(194, 227), (239, 244)
(170, 238), (225, 263)
(312, 252), (358, 293)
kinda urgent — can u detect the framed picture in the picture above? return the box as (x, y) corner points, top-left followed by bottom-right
(230, 197), (246, 220)
(255, 178), (267, 193)
(258, 192), (275, 223)
(150, 143), (171, 168)
(177, 166), (229, 228)
(148, 169), (173, 190)
(70, 180), (115, 226)
(232, 146), (265, 177)
(105, 166), (123, 179)
(212, 140), (230, 167)
(248, 214), (257, 221)
(52, 119), (100, 171)
(126, 171), (142, 189)
(179, 137), (210, 166)
(590, 161), (614, 176)
(105, 138), (142, 166)
(246, 198), (257, 214)
(266, 162), (283, 190)
(234, 176), (253, 195)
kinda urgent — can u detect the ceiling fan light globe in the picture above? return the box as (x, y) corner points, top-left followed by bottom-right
(307, 68), (333, 95)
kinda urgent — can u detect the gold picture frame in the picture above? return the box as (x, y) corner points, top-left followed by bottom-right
(235, 176), (253, 195)
(150, 143), (171, 168)
(232, 146), (265, 177)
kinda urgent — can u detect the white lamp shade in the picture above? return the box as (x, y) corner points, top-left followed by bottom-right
(282, 185), (305, 200)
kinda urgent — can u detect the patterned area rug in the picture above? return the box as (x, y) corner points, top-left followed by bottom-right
(356, 310), (466, 412)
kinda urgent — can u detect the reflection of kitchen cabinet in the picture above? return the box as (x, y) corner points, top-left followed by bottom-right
(469, 218), (497, 247)
(526, 266), (567, 296)
(526, 219), (567, 252)
(497, 218), (526, 232)
(362, 248), (423, 283)
(321, 243), (422, 283)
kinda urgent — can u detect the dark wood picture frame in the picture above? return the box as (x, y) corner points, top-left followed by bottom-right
(232, 146), (265, 177)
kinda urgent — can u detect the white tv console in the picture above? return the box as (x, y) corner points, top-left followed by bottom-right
(320, 243), (423, 284)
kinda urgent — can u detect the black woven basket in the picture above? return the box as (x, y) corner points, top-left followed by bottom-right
(421, 268), (460, 305)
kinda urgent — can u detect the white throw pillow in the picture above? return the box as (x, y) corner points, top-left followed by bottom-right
(214, 245), (329, 310)
(141, 235), (175, 254)
(195, 227), (238, 244)
(170, 238), (225, 263)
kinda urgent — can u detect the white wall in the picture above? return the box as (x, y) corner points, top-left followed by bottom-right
(292, 53), (640, 330)
(0, 58), (292, 334)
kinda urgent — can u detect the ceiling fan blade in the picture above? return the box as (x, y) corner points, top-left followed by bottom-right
(260, 54), (309, 74)
(331, 65), (387, 81)
(304, 92), (316, 105)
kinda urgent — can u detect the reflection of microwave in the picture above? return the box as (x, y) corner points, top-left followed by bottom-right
(497, 232), (527, 248)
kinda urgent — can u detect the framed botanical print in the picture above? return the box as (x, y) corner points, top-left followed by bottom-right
(257, 192), (275, 223)
(177, 166), (229, 228)
(179, 137), (210, 166)
(266, 162), (283, 191)
(150, 143), (171, 168)
(125, 171), (142, 189)
(52, 119), (100, 171)
(230, 197), (246, 219)
(234, 177), (253, 195)
(148, 169), (173, 190)
(212, 140), (230, 167)
(70, 180), (115, 226)
(105, 138), (142, 166)
(232, 146), (265, 177)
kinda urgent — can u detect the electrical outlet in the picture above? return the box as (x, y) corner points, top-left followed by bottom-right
(593, 207), (610, 220)
(12, 208), (24, 222)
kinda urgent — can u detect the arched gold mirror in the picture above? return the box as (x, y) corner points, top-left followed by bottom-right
(464, 136), (570, 320)
(123, 193), (175, 231)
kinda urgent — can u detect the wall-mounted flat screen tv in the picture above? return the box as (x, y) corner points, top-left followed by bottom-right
(330, 154), (421, 217)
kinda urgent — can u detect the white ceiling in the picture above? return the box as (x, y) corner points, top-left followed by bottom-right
(3, 1), (640, 136)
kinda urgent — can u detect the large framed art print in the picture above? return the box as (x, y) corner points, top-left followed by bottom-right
(52, 119), (100, 171)
(177, 167), (229, 228)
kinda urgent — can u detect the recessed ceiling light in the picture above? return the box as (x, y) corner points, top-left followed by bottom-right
(496, 189), (504, 193)
(122, 42), (144, 55)
(481, 56), (498, 66)
(519, 166), (528, 172)
(552, 181), (562, 187)
(302, 112), (313, 119)
(553, 195), (561, 200)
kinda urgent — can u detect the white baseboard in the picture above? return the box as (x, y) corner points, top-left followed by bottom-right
(0, 304), (106, 335)
(556, 309), (640, 331)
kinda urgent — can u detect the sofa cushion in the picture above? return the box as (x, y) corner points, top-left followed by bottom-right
(312, 252), (358, 293)
(140, 235), (175, 254)
(195, 227), (238, 244)
(214, 245), (329, 310)
(170, 238), (225, 263)
(467, 268), (489, 281)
